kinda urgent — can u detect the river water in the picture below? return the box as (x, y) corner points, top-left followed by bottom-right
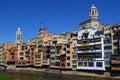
(0, 70), (119, 80)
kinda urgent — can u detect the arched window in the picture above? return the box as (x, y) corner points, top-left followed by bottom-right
(95, 10), (97, 15)
(92, 10), (94, 15)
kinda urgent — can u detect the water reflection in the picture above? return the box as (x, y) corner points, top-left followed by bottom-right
(0, 71), (119, 80)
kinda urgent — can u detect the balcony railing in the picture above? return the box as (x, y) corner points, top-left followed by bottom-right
(111, 67), (120, 71)
(77, 50), (102, 53)
(111, 60), (120, 64)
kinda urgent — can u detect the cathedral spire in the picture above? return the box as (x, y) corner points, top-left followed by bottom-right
(89, 4), (98, 19)
(91, 4), (96, 8)
(16, 27), (22, 44)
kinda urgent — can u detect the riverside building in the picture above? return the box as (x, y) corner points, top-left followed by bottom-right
(0, 44), (4, 62)
(50, 32), (77, 70)
(34, 28), (54, 67)
(111, 24), (120, 71)
(16, 27), (37, 67)
(77, 4), (112, 71)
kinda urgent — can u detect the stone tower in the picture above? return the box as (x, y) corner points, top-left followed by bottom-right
(16, 27), (22, 44)
(89, 4), (98, 19)
(90, 4), (99, 28)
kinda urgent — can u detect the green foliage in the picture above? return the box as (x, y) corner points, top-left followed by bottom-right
(0, 75), (12, 80)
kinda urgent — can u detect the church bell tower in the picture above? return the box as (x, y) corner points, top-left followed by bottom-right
(16, 27), (22, 44)
(89, 4), (98, 19)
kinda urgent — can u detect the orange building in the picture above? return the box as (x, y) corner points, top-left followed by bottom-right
(7, 46), (18, 64)
(3, 42), (15, 63)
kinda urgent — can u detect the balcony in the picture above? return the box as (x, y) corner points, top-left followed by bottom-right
(111, 67), (120, 71)
(51, 49), (55, 52)
(77, 50), (102, 54)
(55, 60), (60, 62)
(38, 47), (42, 50)
(77, 42), (102, 47)
(35, 60), (41, 63)
(78, 58), (96, 61)
(55, 54), (61, 56)
(42, 60), (49, 65)
(111, 60), (120, 64)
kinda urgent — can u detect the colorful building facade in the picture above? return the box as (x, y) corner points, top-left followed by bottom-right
(77, 4), (111, 71)
(111, 24), (120, 71)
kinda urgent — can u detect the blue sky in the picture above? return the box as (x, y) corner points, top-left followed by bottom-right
(0, 0), (120, 43)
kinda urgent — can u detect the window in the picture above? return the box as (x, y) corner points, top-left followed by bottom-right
(72, 55), (77, 58)
(28, 57), (30, 60)
(105, 61), (110, 65)
(51, 46), (55, 49)
(104, 53), (111, 59)
(104, 46), (112, 50)
(77, 40), (83, 44)
(67, 50), (70, 54)
(35, 55), (40, 58)
(56, 56), (60, 60)
(95, 44), (102, 50)
(51, 52), (55, 54)
(83, 40), (87, 43)
(113, 35), (117, 39)
(72, 60), (76, 64)
(92, 10), (94, 15)
(61, 62), (65, 66)
(20, 57), (23, 60)
(67, 45), (70, 48)
(67, 56), (70, 60)
(72, 65), (76, 68)
(51, 62), (55, 66)
(114, 49), (119, 55)
(67, 63), (70, 66)
(43, 56), (47, 59)
(95, 52), (102, 58)
(10, 53), (14, 55)
(55, 62), (60, 66)
(11, 56), (14, 60)
(77, 55), (81, 59)
(88, 62), (94, 67)
(95, 38), (101, 42)
(84, 62), (87, 66)
(77, 47), (81, 51)
(96, 62), (102, 67)
(19, 52), (24, 56)
(83, 33), (89, 39)
(104, 39), (111, 44)
(111, 56), (120, 60)
(113, 42), (118, 46)
(51, 57), (55, 60)
(78, 62), (83, 67)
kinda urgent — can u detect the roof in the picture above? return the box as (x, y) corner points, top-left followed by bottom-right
(91, 4), (96, 8)
(79, 19), (91, 26)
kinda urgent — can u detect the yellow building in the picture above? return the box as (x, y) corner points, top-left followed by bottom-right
(34, 28), (54, 67)
(111, 24), (120, 71)
(34, 37), (43, 67)
(50, 32), (77, 70)
(16, 37), (38, 67)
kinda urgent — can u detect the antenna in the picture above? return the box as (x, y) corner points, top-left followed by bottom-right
(40, 21), (43, 28)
